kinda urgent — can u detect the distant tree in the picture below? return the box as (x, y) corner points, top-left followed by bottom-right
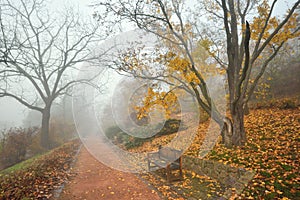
(269, 60), (300, 98)
(0, 0), (105, 149)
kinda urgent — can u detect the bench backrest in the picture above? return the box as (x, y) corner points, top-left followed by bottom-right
(159, 147), (182, 161)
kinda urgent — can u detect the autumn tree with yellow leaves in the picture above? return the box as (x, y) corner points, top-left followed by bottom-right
(95, 0), (300, 147)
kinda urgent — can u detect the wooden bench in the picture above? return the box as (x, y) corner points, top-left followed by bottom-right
(147, 146), (183, 182)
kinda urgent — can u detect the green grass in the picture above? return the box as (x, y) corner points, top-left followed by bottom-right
(0, 140), (74, 176)
(0, 153), (44, 176)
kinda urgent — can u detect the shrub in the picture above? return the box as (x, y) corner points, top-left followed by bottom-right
(124, 137), (145, 149)
(48, 118), (77, 148)
(250, 97), (299, 109)
(104, 119), (186, 149)
(104, 126), (123, 140)
(0, 128), (37, 169)
(156, 118), (184, 136)
(278, 98), (297, 109)
(27, 131), (45, 156)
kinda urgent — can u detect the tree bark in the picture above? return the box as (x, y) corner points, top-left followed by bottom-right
(231, 104), (246, 146)
(221, 103), (246, 148)
(41, 106), (51, 149)
(221, 117), (233, 148)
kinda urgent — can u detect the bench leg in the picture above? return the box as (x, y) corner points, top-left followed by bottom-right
(166, 164), (171, 183)
(147, 160), (151, 171)
(179, 157), (183, 180)
(179, 168), (183, 180)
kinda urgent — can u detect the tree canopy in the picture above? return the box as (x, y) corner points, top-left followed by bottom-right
(95, 0), (300, 147)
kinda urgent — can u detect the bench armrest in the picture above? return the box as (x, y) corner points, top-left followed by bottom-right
(147, 152), (159, 160)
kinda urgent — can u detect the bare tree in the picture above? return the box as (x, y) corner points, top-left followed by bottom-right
(95, 0), (300, 147)
(0, 0), (106, 149)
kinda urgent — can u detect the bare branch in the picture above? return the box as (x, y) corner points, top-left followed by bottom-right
(0, 0), (105, 110)
(246, 41), (285, 103)
(0, 89), (43, 112)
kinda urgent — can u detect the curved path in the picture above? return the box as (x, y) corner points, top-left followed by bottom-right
(59, 147), (161, 200)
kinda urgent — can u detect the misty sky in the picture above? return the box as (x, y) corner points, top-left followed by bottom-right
(0, 0), (95, 128)
(0, 0), (292, 128)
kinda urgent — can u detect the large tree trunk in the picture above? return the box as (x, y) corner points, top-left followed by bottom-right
(221, 104), (246, 148)
(41, 107), (51, 149)
(232, 107), (246, 146)
(221, 117), (233, 148)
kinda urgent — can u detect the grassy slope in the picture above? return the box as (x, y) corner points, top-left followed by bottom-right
(132, 107), (299, 200)
(0, 139), (81, 199)
(0, 107), (298, 199)
(0, 153), (45, 176)
(206, 108), (299, 199)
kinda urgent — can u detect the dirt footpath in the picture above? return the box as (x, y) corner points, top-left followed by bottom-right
(58, 147), (161, 200)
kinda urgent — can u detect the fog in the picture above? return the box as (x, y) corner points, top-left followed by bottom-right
(0, 0), (94, 130)
(0, 97), (26, 128)
(0, 0), (291, 131)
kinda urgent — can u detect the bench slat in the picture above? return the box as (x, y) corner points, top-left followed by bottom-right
(147, 147), (183, 182)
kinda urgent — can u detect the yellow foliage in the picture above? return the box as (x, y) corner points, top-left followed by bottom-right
(135, 87), (179, 119)
(166, 52), (201, 84)
(251, 0), (299, 45)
